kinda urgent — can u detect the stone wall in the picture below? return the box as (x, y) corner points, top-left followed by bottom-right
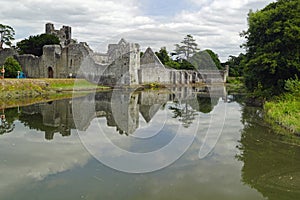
(15, 42), (95, 78)
(96, 38), (140, 86)
(45, 23), (72, 47)
(16, 54), (41, 78)
(138, 68), (170, 84)
(93, 53), (108, 64)
(0, 48), (17, 66)
(139, 47), (206, 85)
(140, 47), (164, 69)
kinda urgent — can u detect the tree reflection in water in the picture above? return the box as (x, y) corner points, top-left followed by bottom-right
(0, 86), (225, 139)
(0, 108), (18, 135)
(237, 106), (300, 200)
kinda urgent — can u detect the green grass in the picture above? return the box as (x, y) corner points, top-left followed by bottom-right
(0, 78), (111, 108)
(1, 78), (109, 92)
(264, 93), (300, 134)
(48, 79), (100, 89)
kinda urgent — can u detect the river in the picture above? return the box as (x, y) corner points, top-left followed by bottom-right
(0, 86), (299, 200)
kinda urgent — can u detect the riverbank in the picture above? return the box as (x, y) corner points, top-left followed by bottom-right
(0, 78), (110, 108)
(264, 93), (300, 136)
(226, 76), (299, 136)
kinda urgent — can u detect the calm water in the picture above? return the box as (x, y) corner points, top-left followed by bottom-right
(0, 87), (299, 200)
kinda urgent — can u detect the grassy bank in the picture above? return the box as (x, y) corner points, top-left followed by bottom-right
(0, 78), (110, 108)
(264, 93), (300, 135)
(263, 78), (300, 135)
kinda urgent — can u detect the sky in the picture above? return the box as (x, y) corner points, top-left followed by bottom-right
(0, 0), (275, 62)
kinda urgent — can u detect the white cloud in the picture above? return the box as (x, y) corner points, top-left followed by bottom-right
(0, 124), (91, 197)
(0, 0), (275, 61)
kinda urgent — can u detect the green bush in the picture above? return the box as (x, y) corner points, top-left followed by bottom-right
(284, 76), (300, 94)
(3, 57), (22, 78)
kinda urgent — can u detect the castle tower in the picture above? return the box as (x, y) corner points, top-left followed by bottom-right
(128, 42), (140, 85)
(45, 23), (54, 34)
(45, 23), (72, 47)
(105, 38), (140, 86)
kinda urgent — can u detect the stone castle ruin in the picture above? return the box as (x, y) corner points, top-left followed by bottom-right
(0, 23), (228, 85)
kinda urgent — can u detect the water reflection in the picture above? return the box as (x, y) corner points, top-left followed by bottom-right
(237, 106), (300, 200)
(0, 87), (299, 199)
(1, 86), (226, 139)
(0, 108), (17, 135)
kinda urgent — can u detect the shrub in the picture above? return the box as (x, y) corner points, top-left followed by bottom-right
(3, 57), (22, 78)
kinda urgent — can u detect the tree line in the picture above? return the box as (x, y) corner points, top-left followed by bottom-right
(152, 34), (222, 70)
(227, 0), (300, 97)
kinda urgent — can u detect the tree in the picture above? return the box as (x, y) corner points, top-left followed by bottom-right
(175, 34), (199, 60)
(155, 47), (170, 64)
(154, 47), (180, 69)
(3, 57), (22, 78)
(0, 24), (15, 49)
(224, 53), (246, 77)
(17, 33), (60, 56)
(169, 102), (198, 128)
(173, 34), (200, 70)
(241, 0), (300, 96)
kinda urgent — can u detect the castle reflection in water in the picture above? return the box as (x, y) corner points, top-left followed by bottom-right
(7, 86), (227, 140)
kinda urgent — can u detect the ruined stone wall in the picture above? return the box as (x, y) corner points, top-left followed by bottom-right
(199, 70), (225, 84)
(63, 42), (94, 78)
(0, 22), (228, 85)
(139, 68), (204, 85)
(16, 54), (41, 78)
(140, 47), (165, 69)
(139, 47), (204, 85)
(41, 45), (62, 78)
(0, 48), (17, 66)
(45, 23), (72, 47)
(96, 39), (140, 86)
(138, 68), (170, 84)
(139, 47), (169, 84)
(93, 53), (108, 64)
(15, 41), (97, 78)
(101, 54), (130, 85)
(128, 43), (140, 85)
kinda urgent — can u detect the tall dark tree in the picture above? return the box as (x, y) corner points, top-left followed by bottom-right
(241, 0), (300, 95)
(155, 47), (170, 64)
(0, 24), (15, 49)
(17, 33), (60, 56)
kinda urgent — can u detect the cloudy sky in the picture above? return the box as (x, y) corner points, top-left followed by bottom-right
(0, 0), (274, 61)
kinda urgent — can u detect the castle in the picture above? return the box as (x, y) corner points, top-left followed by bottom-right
(0, 23), (228, 86)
